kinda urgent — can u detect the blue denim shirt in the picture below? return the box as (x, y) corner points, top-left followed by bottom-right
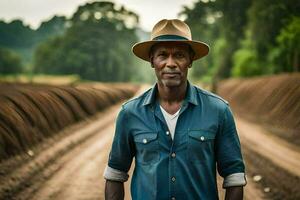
(106, 82), (246, 200)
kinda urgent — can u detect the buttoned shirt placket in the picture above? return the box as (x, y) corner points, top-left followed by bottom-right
(153, 100), (190, 199)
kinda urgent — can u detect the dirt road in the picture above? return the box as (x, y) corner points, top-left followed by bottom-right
(236, 116), (300, 177)
(1, 87), (298, 199)
(236, 116), (300, 200)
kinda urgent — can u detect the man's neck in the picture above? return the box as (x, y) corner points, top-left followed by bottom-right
(157, 81), (187, 114)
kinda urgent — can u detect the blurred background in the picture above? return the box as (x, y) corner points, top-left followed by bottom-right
(0, 0), (299, 200)
(0, 0), (299, 83)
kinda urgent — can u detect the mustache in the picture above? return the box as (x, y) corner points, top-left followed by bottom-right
(161, 69), (181, 74)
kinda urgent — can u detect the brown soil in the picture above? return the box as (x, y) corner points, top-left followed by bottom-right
(216, 73), (300, 199)
(236, 116), (300, 200)
(0, 82), (138, 160)
(237, 116), (300, 177)
(217, 73), (300, 146)
(242, 145), (300, 200)
(0, 103), (120, 200)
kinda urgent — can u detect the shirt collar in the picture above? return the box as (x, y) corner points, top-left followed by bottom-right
(142, 81), (199, 106)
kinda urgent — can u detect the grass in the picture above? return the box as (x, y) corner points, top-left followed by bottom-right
(0, 74), (81, 85)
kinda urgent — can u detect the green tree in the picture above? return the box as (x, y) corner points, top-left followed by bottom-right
(213, 0), (251, 78)
(0, 47), (23, 74)
(34, 1), (140, 82)
(181, 0), (300, 79)
(0, 16), (67, 68)
(34, 36), (65, 74)
(247, 0), (300, 59)
(232, 0), (300, 76)
(0, 20), (35, 48)
(35, 16), (67, 43)
(272, 16), (300, 72)
(180, 0), (251, 80)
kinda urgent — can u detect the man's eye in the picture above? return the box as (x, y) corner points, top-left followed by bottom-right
(176, 53), (184, 58)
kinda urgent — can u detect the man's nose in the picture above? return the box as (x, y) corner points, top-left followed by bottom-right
(165, 56), (176, 68)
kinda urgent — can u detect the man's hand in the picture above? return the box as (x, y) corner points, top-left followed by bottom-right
(225, 186), (243, 200)
(105, 180), (124, 200)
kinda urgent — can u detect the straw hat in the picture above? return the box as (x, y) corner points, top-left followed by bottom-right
(132, 19), (209, 62)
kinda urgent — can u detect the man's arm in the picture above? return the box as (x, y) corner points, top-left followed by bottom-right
(105, 180), (124, 200)
(225, 186), (243, 200)
(104, 106), (133, 199)
(215, 106), (246, 199)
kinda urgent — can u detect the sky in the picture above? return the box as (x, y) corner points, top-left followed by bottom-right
(0, 0), (197, 31)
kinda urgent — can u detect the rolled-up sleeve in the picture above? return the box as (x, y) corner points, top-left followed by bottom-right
(104, 106), (134, 182)
(216, 105), (247, 188)
(103, 165), (129, 182)
(223, 172), (247, 188)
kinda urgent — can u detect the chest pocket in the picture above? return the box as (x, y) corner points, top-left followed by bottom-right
(133, 132), (160, 165)
(187, 130), (216, 164)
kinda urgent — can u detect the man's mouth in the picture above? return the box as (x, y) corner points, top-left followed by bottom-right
(163, 72), (180, 77)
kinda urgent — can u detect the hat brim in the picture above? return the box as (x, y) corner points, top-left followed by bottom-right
(132, 40), (209, 62)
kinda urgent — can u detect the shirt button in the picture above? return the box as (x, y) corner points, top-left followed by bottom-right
(171, 177), (176, 182)
(143, 139), (147, 144)
(200, 136), (205, 141)
(171, 153), (176, 158)
(166, 131), (170, 135)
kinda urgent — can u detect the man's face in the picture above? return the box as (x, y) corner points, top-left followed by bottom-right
(151, 42), (192, 88)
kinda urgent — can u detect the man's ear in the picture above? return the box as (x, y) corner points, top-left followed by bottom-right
(150, 56), (154, 68)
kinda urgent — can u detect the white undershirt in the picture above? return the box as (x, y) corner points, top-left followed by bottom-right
(160, 105), (181, 140)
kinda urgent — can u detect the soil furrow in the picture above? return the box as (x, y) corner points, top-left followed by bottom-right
(0, 104), (120, 199)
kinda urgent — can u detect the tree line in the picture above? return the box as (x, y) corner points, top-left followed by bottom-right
(34, 1), (143, 82)
(0, 16), (66, 73)
(181, 0), (300, 81)
(1, 0), (299, 82)
(0, 1), (152, 82)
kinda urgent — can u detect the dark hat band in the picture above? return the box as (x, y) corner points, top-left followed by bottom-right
(152, 35), (189, 41)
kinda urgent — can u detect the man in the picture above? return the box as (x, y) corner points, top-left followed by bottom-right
(104, 19), (246, 200)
